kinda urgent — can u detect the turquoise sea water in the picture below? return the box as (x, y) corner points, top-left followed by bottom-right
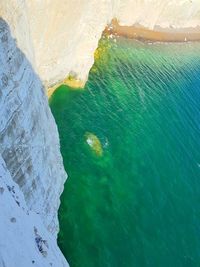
(50, 38), (200, 267)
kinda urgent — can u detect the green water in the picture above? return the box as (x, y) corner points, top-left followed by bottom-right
(50, 38), (200, 267)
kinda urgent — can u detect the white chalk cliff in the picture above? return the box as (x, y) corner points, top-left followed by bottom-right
(0, 155), (68, 267)
(2, 1), (200, 87)
(0, 17), (68, 267)
(0, 1), (200, 266)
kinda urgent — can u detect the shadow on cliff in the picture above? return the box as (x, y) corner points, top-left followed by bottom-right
(0, 17), (67, 235)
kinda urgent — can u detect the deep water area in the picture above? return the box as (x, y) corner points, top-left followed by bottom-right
(50, 38), (200, 267)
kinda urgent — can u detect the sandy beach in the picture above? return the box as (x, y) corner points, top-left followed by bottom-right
(105, 19), (200, 42)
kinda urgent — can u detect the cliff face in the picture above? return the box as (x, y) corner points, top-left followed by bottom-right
(0, 18), (66, 235)
(115, 0), (200, 29)
(0, 18), (68, 266)
(26, 0), (116, 86)
(0, 155), (68, 267)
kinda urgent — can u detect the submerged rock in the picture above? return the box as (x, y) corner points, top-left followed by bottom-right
(85, 132), (103, 156)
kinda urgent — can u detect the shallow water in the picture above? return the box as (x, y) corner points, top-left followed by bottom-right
(50, 38), (200, 267)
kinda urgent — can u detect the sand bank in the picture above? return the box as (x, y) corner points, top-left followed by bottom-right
(105, 19), (200, 42)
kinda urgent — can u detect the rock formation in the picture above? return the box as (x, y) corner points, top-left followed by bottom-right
(0, 18), (68, 266)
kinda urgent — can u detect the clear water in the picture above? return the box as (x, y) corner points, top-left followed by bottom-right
(49, 38), (200, 267)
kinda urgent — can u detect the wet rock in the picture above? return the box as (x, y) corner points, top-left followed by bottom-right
(10, 217), (16, 223)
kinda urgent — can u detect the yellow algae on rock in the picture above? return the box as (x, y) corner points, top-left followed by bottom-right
(48, 75), (85, 98)
(63, 73), (86, 89)
(85, 132), (103, 156)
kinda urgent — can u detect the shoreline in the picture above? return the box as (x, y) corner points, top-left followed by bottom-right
(48, 19), (200, 98)
(47, 78), (85, 98)
(104, 19), (200, 43)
